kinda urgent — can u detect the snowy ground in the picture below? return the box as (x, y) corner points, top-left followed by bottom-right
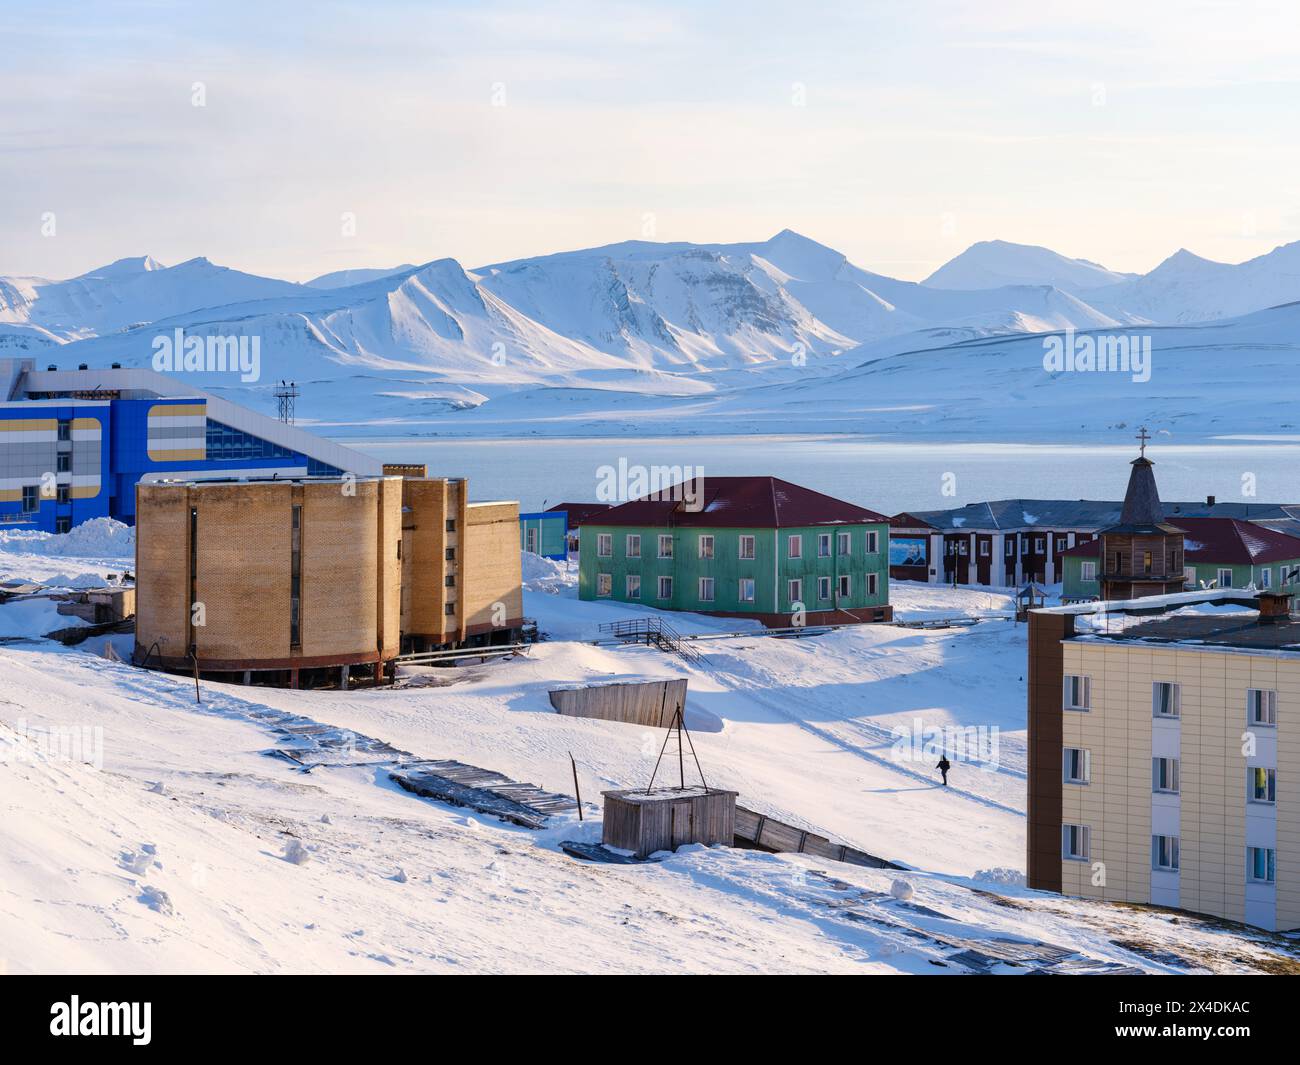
(2, 536), (1298, 974)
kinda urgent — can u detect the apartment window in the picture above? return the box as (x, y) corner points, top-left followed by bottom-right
(837, 531), (851, 555)
(1152, 757), (1180, 794)
(289, 505), (302, 649)
(1005, 540), (1015, 557)
(698, 534), (713, 560)
(1248, 847), (1276, 884)
(626, 533), (641, 558)
(444, 574), (455, 588)
(1248, 688), (1277, 727)
(738, 578), (755, 602)
(957, 541), (967, 556)
(1285, 565), (1300, 586)
(1248, 767), (1277, 804)
(596, 573), (611, 597)
(1152, 835), (1180, 872)
(865, 531), (878, 553)
(444, 602), (456, 616)
(978, 541), (989, 557)
(1184, 566), (1197, 589)
(817, 576), (831, 601)
(525, 528), (538, 553)
(626, 574), (641, 600)
(444, 547), (455, 561)
(866, 572), (878, 596)
(56, 484), (70, 505)
(739, 535), (755, 560)
(1063, 747), (1090, 784)
(56, 453), (71, 473)
(20, 485), (37, 513)
(1217, 567), (1233, 588)
(788, 534), (802, 559)
(1056, 537), (1068, 552)
(445, 518), (456, 532)
(596, 534), (612, 558)
(698, 576), (714, 602)
(1062, 824), (1090, 861)
(1063, 674), (1091, 711)
(657, 576), (673, 600)
(837, 574), (851, 599)
(55, 516), (71, 534)
(1033, 537), (1044, 552)
(1081, 561), (1096, 582)
(1259, 567), (1272, 589)
(818, 533), (831, 557)
(658, 534), (673, 559)
(788, 578), (802, 605)
(1153, 681), (1180, 718)
(57, 418), (71, 441)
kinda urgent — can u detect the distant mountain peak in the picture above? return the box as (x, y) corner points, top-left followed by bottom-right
(923, 239), (1134, 294)
(73, 255), (164, 280)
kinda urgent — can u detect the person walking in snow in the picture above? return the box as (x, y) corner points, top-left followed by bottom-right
(936, 755), (951, 786)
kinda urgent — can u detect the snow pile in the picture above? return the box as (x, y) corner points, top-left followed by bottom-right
(0, 598), (85, 639)
(974, 867), (1027, 887)
(522, 551), (577, 595)
(0, 517), (135, 559)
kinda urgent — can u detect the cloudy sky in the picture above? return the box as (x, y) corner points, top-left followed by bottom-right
(3, 0), (1298, 282)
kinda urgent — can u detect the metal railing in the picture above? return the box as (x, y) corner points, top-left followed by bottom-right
(596, 617), (704, 664)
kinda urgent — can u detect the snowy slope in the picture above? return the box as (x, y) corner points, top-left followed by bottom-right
(923, 240), (1137, 294)
(2, 537), (1296, 974)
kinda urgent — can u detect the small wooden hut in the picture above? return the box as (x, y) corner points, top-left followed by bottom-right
(601, 787), (737, 858)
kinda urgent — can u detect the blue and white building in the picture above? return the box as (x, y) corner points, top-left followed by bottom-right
(0, 359), (382, 532)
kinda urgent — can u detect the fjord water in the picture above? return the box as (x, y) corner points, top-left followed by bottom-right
(345, 435), (1300, 514)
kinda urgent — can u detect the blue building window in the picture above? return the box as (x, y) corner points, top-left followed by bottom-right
(205, 419), (297, 461)
(307, 457), (344, 476)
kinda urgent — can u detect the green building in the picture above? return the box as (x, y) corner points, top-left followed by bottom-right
(1061, 516), (1300, 601)
(578, 476), (892, 626)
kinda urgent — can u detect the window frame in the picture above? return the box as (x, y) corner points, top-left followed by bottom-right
(625, 574), (641, 600)
(1153, 681), (1180, 719)
(596, 533), (612, 558)
(738, 534), (756, 560)
(738, 577), (755, 603)
(626, 533), (641, 558)
(657, 534), (674, 560)
(698, 576), (715, 602)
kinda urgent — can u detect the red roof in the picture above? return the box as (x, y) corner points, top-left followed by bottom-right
(545, 502), (612, 526)
(890, 512), (938, 531)
(585, 477), (888, 529)
(1062, 517), (1300, 564)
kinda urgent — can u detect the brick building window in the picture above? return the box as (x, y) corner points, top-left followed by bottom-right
(1063, 748), (1090, 784)
(1248, 689), (1277, 727)
(1063, 675), (1091, 711)
(1153, 682), (1180, 718)
(1152, 835), (1179, 871)
(1062, 824), (1090, 860)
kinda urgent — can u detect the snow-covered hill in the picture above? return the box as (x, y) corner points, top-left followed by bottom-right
(923, 240), (1137, 295)
(6, 230), (1300, 439)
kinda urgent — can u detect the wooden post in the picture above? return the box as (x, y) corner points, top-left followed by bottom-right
(190, 654), (201, 704)
(569, 752), (583, 821)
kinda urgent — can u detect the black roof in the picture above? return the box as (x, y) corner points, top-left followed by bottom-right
(1102, 456), (1183, 536)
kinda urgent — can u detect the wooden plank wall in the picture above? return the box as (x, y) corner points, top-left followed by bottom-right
(549, 678), (688, 728)
(733, 805), (901, 869)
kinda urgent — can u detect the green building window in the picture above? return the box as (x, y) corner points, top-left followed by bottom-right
(837, 574), (851, 599)
(818, 533), (831, 557)
(818, 576), (831, 600)
(698, 534), (714, 559)
(597, 573), (612, 597)
(739, 578), (755, 602)
(626, 533), (640, 557)
(866, 531), (878, 553)
(626, 574), (641, 599)
(739, 535), (755, 560)
(867, 573), (878, 596)
(597, 534), (612, 557)
(658, 534), (673, 559)
(657, 576), (673, 599)
(788, 535), (801, 559)
(788, 578), (802, 604)
(699, 576), (714, 602)
(837, 531), (851, 555)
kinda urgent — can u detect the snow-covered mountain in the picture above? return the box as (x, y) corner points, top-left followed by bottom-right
(5, 230), (1300, 438)
(922, 240), (1137, 294)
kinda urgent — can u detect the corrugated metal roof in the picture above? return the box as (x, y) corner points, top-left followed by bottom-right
(585, 477), (888, 528)
(915, 498), (1300, 533)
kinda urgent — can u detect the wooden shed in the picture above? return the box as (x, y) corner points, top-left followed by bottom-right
(601, 787), (737, 858)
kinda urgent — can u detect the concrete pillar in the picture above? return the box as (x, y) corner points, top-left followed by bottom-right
(929, 533), (943, 584)
(1045, 533), (1056, 585)
(991, 533), (1005, 587)
(340, 665), (349, 691)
